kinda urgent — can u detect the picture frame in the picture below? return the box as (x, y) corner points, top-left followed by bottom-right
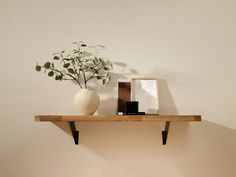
(131, 78), (159, 114)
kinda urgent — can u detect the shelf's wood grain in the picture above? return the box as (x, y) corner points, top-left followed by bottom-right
(35, 115), (201, 122)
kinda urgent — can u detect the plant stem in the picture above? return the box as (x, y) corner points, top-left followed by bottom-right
(51, 67), (83, 89)
(67, 73), (83, 88)
(86, 62), (104, 82)
(82, 72), (87, 88)
(71, 60), (81, 87)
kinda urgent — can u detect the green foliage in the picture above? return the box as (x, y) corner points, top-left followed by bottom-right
(48, 71), (54, 77)
(35, 41), (113, 89)
(35, 65), (41, 71)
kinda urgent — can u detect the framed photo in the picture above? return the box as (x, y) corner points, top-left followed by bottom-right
(131, 78), (159, 114)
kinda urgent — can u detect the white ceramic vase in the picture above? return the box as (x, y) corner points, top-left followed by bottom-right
(74, 89), (100, 115)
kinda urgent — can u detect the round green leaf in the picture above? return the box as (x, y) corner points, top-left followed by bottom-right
(103, 66), (109, 70)
(44, 62), (51, 69)
(55, 75), (62, 80)
(35, 65), (41, 71)
(48, 71), (54, 77)
(63, 63), (70, 68)
(53, 56), (60, 60)
(68, 68), (75, 74)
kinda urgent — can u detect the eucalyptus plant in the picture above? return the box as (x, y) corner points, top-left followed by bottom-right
(35, 41), (113, 89)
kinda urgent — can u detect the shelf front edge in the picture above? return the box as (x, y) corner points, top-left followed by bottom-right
(35, 115), (201, 122)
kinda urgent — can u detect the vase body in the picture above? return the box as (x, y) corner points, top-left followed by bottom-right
(74, 89), (100, 115)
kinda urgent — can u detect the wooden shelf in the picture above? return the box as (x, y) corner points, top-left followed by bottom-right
(35, 115), (201, 122)
(35, 114), (201, 145)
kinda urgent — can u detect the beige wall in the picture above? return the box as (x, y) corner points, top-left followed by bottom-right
(1, 0), (236, 176)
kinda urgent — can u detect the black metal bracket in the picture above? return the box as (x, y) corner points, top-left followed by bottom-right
(68, 121), (170, 145)
(162, 121), (170, 145)
(69, 121), (79, 145)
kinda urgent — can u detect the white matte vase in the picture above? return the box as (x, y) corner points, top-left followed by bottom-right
(74, 89), (100, 115)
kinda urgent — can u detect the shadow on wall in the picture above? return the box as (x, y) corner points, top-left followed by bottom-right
(158, 79), (178, 115)
(29, 119), (236, 177)
(2, 76), (236, 177)
(2, 120), (236, 177)
(77, 120), (236, 177)
(172, 120), (236, 177)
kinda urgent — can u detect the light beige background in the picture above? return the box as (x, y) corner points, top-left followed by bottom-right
(1, 0), (236, 177)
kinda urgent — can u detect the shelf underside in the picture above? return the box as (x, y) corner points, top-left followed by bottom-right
(35, 115), (201, 122)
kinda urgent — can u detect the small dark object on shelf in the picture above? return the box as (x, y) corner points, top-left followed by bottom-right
(122, 101), (145, 115)
(125, 101), (138, 113)
(123, 112), (145, 115)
